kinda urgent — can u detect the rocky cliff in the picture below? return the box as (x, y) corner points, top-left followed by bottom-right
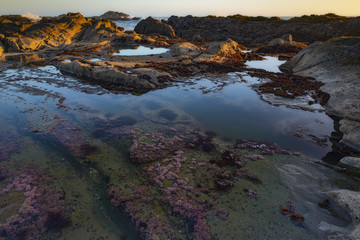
(165, 14), (360, 44)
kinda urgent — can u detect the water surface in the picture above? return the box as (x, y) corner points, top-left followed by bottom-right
(0, 58), (352, 239)
(113, 46), (169, 56)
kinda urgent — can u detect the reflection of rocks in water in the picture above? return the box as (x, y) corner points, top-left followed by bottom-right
(143, 100), (162, 110)
(4, 54), (47, 68)
(158, 109), (177, 121)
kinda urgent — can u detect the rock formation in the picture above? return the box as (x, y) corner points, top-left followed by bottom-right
(134, 17), (175, 37)
(0, 13), (127, 53)
(165, 14), (360, 44)
(280, 37), (360, 151)
(98, 11), (130, 21)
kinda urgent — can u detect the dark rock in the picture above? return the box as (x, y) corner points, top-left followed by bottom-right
(166, 15), (360, 44)
(134, 17), (175, 37)
(99, 11), (130, 21)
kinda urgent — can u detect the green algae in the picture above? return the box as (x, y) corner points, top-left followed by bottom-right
(0, 190), (25, 223)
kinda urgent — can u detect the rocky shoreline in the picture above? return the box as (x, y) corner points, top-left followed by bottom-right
(165, 14), (360, 44)
(0, 11), (360, 240)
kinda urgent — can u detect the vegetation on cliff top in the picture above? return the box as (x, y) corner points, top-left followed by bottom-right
(212, 13), (359, 23)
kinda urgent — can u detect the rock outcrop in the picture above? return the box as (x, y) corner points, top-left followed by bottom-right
(170, 42), (202, 57)
(0, 12), (129, 53)
(166, 15), (360, 44)
(98, 11), (130, 21)
(205, 38), (243, 56)
(134, 17), (175, 37)
(280, 37), (360, 151)
(58, 59), (170, 90)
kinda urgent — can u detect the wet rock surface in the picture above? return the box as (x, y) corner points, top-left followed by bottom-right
(280, 37), (360, 151)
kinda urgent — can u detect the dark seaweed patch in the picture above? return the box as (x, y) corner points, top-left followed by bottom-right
(158, 109), (177, 121)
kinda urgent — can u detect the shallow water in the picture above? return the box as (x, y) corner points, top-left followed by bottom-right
(245, 56), (286, 72)
(0, 57), (353, 239)
(114, 19), (142, 31)
(113, 46), (169, 56)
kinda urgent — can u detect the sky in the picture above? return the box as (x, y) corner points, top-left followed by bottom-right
(1, 0), (359, 17)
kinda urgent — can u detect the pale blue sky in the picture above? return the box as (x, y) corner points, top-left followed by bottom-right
(1, 0), (359, 17)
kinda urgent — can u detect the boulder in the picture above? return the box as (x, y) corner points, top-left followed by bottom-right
(340, 156), (360, 170)
(134, 17), (175, 37)
(170, 42), (202, 57)
(205, 38), (242, 57)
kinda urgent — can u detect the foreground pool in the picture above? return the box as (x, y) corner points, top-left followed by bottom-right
(0, 60), (354, 239)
